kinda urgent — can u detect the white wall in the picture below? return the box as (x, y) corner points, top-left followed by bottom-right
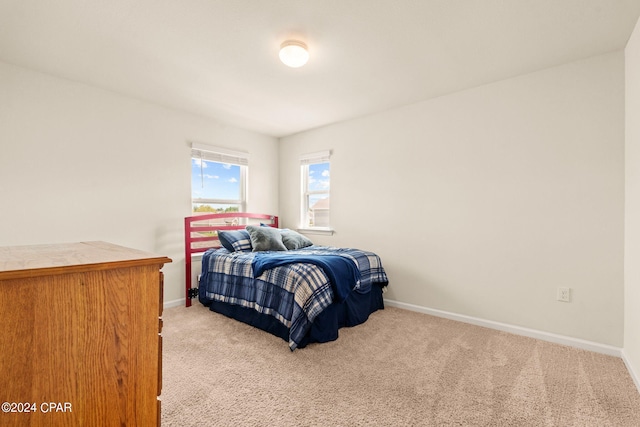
(280, 52), (625, 346)
(1, 48), (629, 351)
(0, 61), (279, 304)
(625, 17), (640, 388)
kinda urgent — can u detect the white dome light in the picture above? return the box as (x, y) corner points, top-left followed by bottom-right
(279, 40), (309, 68)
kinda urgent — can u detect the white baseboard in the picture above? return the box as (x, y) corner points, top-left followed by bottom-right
(384, 299), (622, 357)
(164, 298), (186, 309)
(621, 350), (640, 394)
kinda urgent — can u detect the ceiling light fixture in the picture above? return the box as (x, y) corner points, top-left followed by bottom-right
(279, 40), (309, 68)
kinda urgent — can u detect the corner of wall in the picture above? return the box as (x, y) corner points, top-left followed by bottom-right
(624, 13), (640, 395)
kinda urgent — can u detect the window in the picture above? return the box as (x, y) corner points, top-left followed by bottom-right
(191, 143), (248, 214)
(301, 151), (331, 229)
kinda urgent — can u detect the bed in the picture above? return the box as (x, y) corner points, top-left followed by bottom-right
(184, 212), (389, 350)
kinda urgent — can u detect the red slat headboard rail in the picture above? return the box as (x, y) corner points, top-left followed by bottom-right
(184, 212), (278, 307)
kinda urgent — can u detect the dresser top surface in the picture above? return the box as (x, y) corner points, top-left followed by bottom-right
(0, 241), (172, 279)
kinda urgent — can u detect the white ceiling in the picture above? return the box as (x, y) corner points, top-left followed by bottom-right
(1, 0), (639, 138)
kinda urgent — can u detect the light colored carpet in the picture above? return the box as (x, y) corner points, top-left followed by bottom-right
(161, 303), (640, 426)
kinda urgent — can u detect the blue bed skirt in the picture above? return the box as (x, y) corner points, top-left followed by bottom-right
(200, 283), (385, 349)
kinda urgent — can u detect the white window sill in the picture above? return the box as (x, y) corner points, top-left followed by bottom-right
(297, 227), (334, 236)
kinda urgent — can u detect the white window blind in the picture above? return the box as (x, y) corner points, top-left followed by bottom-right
(191, 142), (249, 166)
(299, 150), (331, 165)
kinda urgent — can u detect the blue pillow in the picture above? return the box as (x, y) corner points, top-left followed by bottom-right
(217, 229), (252, 252)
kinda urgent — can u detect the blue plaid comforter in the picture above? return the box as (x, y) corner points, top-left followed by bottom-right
(199, 246), (388, 350)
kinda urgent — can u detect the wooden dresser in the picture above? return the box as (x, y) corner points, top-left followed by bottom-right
(0, 241), (171, 427)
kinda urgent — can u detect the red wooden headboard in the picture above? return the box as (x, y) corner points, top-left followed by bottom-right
(184, 212), (278, 307)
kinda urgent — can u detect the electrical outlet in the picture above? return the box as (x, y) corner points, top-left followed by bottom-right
(557, 287), (571, 302)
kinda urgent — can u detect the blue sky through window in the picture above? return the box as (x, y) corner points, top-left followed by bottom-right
(192, 159), (241, 200)
(308, 162), (330, 192)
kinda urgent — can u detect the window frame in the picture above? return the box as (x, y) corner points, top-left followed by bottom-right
(191, 143), (248, 214)
(299, 150), (332, 234)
